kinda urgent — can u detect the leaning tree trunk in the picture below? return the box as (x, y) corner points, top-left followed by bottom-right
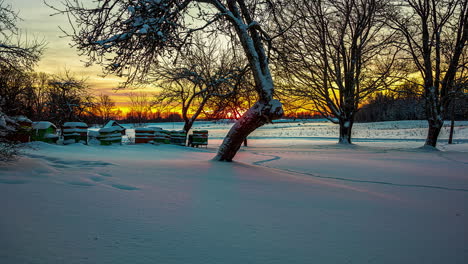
(212, 0), (285, 161)
(214, 99), (283, 161)
(338, 118), (354, 144)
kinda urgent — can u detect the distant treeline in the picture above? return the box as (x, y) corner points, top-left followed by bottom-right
(355, 93), (468, 123)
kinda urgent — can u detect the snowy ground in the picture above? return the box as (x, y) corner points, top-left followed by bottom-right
(1, 120), (468, 264)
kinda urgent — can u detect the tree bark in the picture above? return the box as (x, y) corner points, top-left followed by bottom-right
(423, 86), (444, 147)
(448, 101), (455, 144)
(338, 118), (353, 144)
(182, 121), (193, 135)
(425, 120), (443, 147)
(214, 99), (283, 161)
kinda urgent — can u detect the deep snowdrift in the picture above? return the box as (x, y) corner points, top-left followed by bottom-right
(1, 120), (468, 264)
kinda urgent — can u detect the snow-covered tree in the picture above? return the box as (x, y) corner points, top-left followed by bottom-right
(0, 97), (20, 161)
(53, 0), (285, 161)
(390, 0), (468, 147)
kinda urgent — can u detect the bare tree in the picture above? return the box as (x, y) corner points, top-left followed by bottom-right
(153, 36), (247, 134)
(45, 72), (91, 126)
(0, 65), (33, 116)
(203, 68), (257, 120)
(389, 0), (468, 147)
(0, 0), (44, 69)
(127, 92), (153, 125)
(29, 72), (52, 120)
(94, 93), (116, 123)
(277, 0), (401, 144)
(52, 0), (286, 161)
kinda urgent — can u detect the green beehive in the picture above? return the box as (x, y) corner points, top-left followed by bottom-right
(189, 130), (208, 147)
(31, 121), (59, 143)
(97, 127), (122, 145)
(63, 122), (88, 144)
(169, 130), (187, 146)
(154, 129), (170, 144)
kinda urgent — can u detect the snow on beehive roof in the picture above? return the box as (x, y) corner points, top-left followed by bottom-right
(32, 121), (56, 130)
(99, 126), (123, 133)
(63, 122), (88, 127)
(135, 127), (156, 132)
(14, 116), (32, 123)
(104, 120), (125, 129)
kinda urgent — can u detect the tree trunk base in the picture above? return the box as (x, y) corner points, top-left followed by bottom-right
(338, 137), (352, 144)
(425, 122), (443, 147)
(338, 120), (353, 144)
(214, 100), (283, 161)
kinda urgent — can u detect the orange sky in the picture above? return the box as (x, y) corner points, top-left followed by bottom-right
(11, 0), (310, 118)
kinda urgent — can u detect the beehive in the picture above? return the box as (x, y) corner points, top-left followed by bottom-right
(169, 130), (187, 146)
(31, 121), (58, 144)
(189, 130), (208, 147)
(97, 126), (122, 145)
(63, 122), (88, 144)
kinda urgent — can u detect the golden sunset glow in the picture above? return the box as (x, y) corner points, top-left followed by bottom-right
(12, 0), (313, 119)
(14, 0), (144, 113)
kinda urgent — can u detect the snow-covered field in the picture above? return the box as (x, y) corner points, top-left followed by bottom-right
(1, 120), (468, 264)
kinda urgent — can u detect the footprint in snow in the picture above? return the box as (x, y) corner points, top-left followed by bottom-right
(111, 184), (139, 191)
(50, 164), (71, 169)
(66, 181), (95, 187)
(89, 176), (105, 182)
(98, 172), (112, 177)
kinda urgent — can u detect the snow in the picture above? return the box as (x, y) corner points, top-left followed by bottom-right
(134, 127), (156, 132)
(103, 120), (124, 129)
(99, 127), (123, 133)
(87, 130), (100, 137)
(32, 121), (56, 130)
(63, 128), (88, 133)
(1, 120), (468, 263)
(13, 116), (32, 123)
(269, 98), (282, 112)
(99, 136), (123, 141)
(63, 122), (87, 127)
(138, 24), (150, 34)
(0, 116), (15, 132)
